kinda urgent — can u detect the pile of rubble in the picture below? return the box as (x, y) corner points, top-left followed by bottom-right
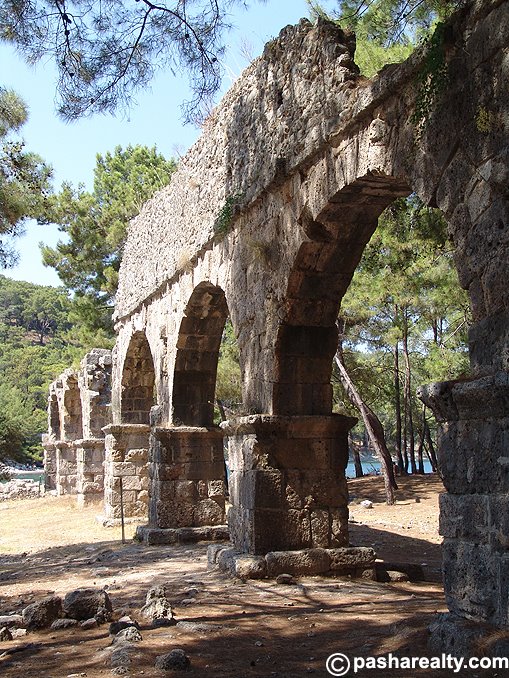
(0, 586), (191, 673)
(0, 478), (43, 502)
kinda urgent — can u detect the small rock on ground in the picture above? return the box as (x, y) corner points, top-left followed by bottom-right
(81, 618), (99, 630)
(51, 619), (79, 630)
(22, 595), (62, 630)
(155, 648), (191, 671)
(0, 627), (13, 641)
(276, 573), (295, 585)
(113, 627), (143, 643)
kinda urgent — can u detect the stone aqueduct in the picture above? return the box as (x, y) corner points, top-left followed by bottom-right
(44, 0), (509, 643)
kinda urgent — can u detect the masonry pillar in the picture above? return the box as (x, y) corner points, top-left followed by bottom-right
(75, 438), (105, 507)
(136, 426), (228, 544)
(55, 442), (78, 495)
(420, 373), (509, 649)
(42, 435), (57, 492)
(102, 424), (150, 521)
(222, 414), (356, 555)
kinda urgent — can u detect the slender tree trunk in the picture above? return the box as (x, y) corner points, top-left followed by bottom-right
(216, 399), (227, 422)
(424, 421), (439, 472)
(417, 404), (426, 474)
(402, 313), (417, 474)
(334, 344), (397, 505)
(402, 374), (409, 474)
(351, 435), (364, 478)
(393, 327), (406, 475)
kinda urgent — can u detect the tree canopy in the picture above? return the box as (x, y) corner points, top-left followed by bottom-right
(41, 144), (177, 332)
(308, 0), (461, 77)
(0, 0), (242, 123)
(0, 275), (91, 465)
(335, 196), (470, 475)
(0, 87), (52, 267)
(1, 1), (466, 122)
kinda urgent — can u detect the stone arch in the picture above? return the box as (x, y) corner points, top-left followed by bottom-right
(63, 374), (83, 440)
(172, 281), (230, 426)
(273, 172), (411, 415)
(121, 331), (156, 425)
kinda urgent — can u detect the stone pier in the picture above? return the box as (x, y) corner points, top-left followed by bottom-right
(102, 424), (150, 521)
(136, 426), (228, 545)
(223, 415), (355, 554)
(420, 374), (509, 648)
(44, 350), (112, 504)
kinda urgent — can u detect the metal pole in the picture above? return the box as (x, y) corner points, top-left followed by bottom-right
(119, 477), (126, 544)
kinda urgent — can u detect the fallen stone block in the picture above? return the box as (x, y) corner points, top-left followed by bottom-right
(155, 648), (191, 671)
(265, 548), (330, 577)
(63, 588), (112, 622)
(23, 595), (62, 630)
(141, 585), (175, 626)
(328, 547), (376, 572)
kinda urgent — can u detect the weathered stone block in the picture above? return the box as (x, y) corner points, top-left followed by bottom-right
(195, 498), (224, 526)
(436, 418), (509, 494)
(120, 475), (143, 491)
(155, 499), (195, 529)
(439, 493), (489, 541)
(330, 508), (349, 546)
(328, 547), (376, 571)
(125, 448), (148, 462)
(265, 549), (331, 577)
(207, 543), (230, 567)
(442, 539), (501, 623)
(208, 479), (226, 498)
(175, 480), (197, 503)
(81, 481), (103, 495)
(310, 509), (330, 547)
(112, 462), (137, 477)
(155, 463), (184, 481)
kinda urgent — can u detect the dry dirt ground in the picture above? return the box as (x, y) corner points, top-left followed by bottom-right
(0, 474), (494, 678)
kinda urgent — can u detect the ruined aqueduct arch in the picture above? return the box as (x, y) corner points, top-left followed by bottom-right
(47, 0), (509, 648)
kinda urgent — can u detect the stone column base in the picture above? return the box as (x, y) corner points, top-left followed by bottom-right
(148, 426), (227, 529)
(208, 544), (376, 580)
(103, 424), (150, 520)
(429, 613), (509, 658)
(221, 414), (356, 554)
(420, 373), (509, 629)
(76, 437), (105, 507)
(42, 436), (57, 491)
(54, 441), (78, 495)
(136, 524), (229, 545)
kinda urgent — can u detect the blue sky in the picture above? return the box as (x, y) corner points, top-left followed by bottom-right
(2, 0), (336, 287)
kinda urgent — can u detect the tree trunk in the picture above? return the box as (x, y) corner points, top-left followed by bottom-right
(334, 345), (397, 505)
(216, 399), (227, 422)
(417, 405), (426, 474)
(402, 313), (417, 474)
(393, 332), (406, 475)
(351, 435), (364, 478)
(424, 420), (439, 472)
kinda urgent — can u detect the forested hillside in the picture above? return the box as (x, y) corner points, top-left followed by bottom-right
(0, 275), (113, 465)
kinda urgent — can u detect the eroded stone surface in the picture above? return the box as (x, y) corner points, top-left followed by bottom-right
(22, 595), (62, 630)
(63, 588), (112, 622)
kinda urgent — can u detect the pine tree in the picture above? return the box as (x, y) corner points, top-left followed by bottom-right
(0, 87), (52, 267)
(41, 145), (177, 332)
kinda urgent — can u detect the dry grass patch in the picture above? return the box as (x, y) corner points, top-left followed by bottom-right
(0, 495), (139, 555)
